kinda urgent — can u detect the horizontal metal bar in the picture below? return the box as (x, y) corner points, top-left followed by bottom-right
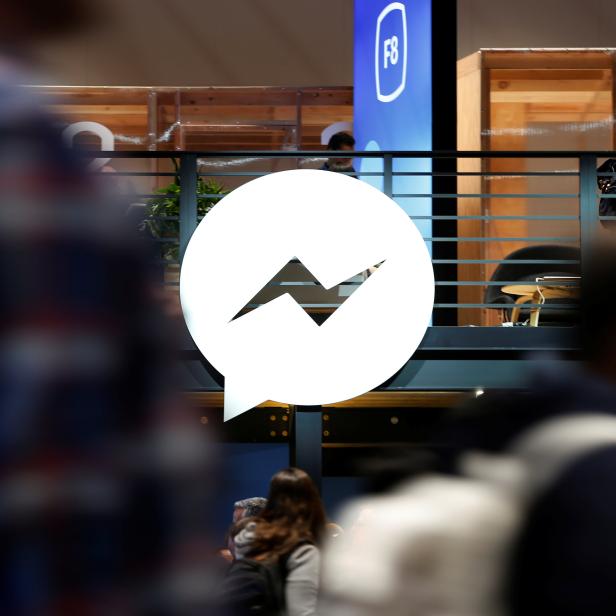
(410, 215), (579, 220)
(135, 194), (178, 199)
(417, 327), (580, 351)
(386, 358), (579, 390)
(182, 358), (579, 393)
(258, 280), (580, 287)
(198, 171), (269, 177)
(392, 171), (579, 177)
(424, 237), (577, 242)
(174, 214), (581, 222)
(243, 303), (335, 309)
(432, 259), (579, 264)
(134, 193), (225, 199)
(180, 326), (581, 354)
(394, 193), (579, 199)
(433, 303), (577, 309)
(266, 281), (353, 286)
(89, 168), (581, 179)
(84, 150), (612, 158)
(434, 280), (579, 286)
(242, 302), (577, 309)
(198, 170), (384, 177)
(92, 171), (178, 177)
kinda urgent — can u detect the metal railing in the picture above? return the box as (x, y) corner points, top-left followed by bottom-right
(92, 149), (614, 391)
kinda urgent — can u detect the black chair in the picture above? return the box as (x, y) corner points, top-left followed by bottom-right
(484, 244), (580, 325)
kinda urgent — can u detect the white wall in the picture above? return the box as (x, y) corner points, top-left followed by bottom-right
(458, 0), (616, 58)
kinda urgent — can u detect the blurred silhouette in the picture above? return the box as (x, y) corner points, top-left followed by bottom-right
(322, 243), (616, 616)
(0, 5), (218, 613)
(232, 497), (268, 522)
(221, 497), (268, 562)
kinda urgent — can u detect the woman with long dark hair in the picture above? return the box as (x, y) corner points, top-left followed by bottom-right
(227, 468), (326, 616)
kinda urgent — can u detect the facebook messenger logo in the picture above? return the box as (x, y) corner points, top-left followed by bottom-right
(180, 170), (434, 421)
(375, 2), (408, 103)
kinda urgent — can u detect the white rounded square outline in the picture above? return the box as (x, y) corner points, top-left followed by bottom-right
(374, 2), (408, 103)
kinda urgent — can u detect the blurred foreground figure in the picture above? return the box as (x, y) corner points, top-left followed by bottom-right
(321, 244), (616, 616)
(0, 79), (217, 616)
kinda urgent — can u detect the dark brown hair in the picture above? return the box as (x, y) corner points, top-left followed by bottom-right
(327, 131), (355, 150)
(249, 468), (326, 561)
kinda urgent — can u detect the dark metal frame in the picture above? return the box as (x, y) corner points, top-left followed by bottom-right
(431, 0), (458, 326)
(92, 147), (610, 485)
(97, 148), (604, 324)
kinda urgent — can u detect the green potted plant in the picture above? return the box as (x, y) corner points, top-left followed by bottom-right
(145, 162), (227, 262)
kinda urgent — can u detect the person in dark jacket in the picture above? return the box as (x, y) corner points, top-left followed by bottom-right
(322, 132), (357, 175)
(436, 242), (616, 616)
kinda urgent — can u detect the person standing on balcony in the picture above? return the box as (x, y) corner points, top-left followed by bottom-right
(322, 132), (357, 175)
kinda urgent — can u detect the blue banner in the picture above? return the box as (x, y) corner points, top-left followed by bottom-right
(354, 0), (432, 238)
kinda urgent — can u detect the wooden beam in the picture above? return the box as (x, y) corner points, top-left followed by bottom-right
(185, 391), (467, 409)
(482, 50), (615, 70)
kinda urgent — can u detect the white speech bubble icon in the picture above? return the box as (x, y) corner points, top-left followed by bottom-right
(180, 169), (434, 421)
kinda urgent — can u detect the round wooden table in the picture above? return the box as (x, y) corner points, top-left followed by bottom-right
(501, 283), (579, 326)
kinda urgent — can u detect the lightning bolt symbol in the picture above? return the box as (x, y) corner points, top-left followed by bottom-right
(231, 258), (384, 325)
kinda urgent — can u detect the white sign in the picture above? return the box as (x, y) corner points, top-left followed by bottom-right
(62, 121), (114, 170)
(180, 169), (434, 420)
(375, 2), (408, 103)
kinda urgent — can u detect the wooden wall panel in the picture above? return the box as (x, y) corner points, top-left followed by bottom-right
(30, 86), (352, 152)
(457, 52), (485, 325)
(458, 49), (616, 326)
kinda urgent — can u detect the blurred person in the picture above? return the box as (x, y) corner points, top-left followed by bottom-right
(98, 163), (139, 203)
(325, 522), (344, 541)
(222, 468), (325, 616)
(322, 132), (356, 174)
(233, 496), (268, 522)
(219, 497), (268, 562)
(321, 243), (616, 616)
(0, 122), (218, 614)
(0, 37), (218, 616)
(0, 5), (221, 615)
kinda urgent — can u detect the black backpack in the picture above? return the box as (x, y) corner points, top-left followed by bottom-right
(222, 556), (287, 616)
